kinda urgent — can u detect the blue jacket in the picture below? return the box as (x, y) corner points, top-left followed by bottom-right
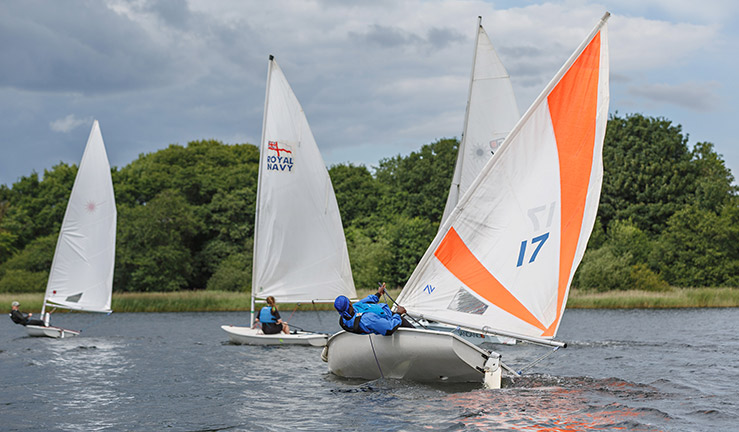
(259, 306), (278, 323)
(340, 294), (403, 336)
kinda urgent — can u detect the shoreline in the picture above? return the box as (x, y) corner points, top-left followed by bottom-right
(2, 287), (738, 314)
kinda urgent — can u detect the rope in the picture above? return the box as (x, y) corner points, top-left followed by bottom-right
(285, 303), (300, 323)
(517, 346), (560, 375)
(367, 334), (384, 379)
(311, 300), (323, 325)
(382, 290), (426, 329)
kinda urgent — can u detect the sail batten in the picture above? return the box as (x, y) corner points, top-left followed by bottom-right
(251, 57), (356, 310)
(398, 14), (610, 340)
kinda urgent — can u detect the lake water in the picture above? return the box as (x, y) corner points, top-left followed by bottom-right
(2, 308), (738, 431)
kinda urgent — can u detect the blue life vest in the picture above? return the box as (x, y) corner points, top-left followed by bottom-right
(259, 306), (276, 323)
(353, 302), (388, 317)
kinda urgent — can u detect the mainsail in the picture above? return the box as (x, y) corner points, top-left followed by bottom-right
(252, 56), (356, 307)
(44, 120), (116, 313)
(441, 17), (520, 226)
(397, 13), (610, 340)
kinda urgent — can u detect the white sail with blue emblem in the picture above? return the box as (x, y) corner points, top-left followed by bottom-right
(441, 17), (520, 226)
(252, 56), (356, 305)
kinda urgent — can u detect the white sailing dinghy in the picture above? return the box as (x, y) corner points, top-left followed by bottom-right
(429, 16), (521, 346)
(221, 56), (357, 346)
(323, 13), (610, 387)
(27, 120), (116, 338)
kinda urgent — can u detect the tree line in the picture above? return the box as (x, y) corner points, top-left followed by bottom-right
(1, 113), (737, 294)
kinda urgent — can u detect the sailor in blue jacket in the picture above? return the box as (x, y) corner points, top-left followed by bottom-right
(334, 283), (414, 336)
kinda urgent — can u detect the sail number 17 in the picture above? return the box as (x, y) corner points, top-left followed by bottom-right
(516, 233), (549, 267)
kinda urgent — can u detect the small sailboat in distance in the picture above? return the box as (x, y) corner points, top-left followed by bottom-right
(27, 120), (117, 338)
(221, 55), (357, 346)
(323, 13), (610, 387)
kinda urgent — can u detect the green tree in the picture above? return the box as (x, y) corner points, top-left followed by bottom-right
(600, 113), (699, 234)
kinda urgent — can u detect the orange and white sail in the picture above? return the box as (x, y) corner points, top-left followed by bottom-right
(441, 17), (520, 226)
(397, 13), (610, 340)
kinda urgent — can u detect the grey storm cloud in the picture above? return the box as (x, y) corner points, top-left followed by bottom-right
(628, 82), (721, 112)
(350, 24), (465, 52)
(0, 0), (184, 94)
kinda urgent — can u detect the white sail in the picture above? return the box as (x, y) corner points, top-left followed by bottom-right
(252, 56), (356, 305)
(397, 14), (610, 340)
(441, 18), (520, 226)
(44, 120), (116, 313)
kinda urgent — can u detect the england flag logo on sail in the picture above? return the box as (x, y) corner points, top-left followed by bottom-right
(266, 141), (294, 172)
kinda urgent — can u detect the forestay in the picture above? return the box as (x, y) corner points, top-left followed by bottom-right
(441, 17), (520, 226)
(252, 57), (356, 304)
(397, 14), (610, 340)
(44, 120), (116, 313)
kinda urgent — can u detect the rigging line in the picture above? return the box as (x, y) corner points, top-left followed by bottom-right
(367, 334), (384, 379)
(382, 291), (427, 329)
(285, 303), (301, 324)
(517, 346), (561, 375)
(311, 300), (323, 325)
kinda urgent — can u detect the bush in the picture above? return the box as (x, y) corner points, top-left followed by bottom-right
(575, 247), (632, 292)
(0, 269), (48, 293)
(206, 253), (250, 292)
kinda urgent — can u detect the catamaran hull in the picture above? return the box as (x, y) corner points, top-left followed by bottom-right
(221, 325), (328, 347)
(26, 325), (80, 339)
(323, 328), (500, 384)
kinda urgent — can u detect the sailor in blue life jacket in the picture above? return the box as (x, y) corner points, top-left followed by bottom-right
(254, 296), (289, 335)
(334, 283), (414, 336)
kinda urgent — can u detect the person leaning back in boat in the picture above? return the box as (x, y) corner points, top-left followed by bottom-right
(9, 301), (45, 327)
(333, 283), (414, 336)
(254, 296), (290, 335)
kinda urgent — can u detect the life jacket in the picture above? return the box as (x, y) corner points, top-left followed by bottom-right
(352, 302), (388, 317)
(339, 313), (366, 335)
(259, 306), (277, 323)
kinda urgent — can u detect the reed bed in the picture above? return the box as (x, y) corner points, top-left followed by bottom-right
(2, 287), (737, 314)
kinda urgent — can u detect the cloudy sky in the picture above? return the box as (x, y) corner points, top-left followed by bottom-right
(1, 0), (737, 187)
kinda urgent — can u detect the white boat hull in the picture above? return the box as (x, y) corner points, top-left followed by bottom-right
(323, 328), (500, 384)
(26, 325), (80, 339)
(221, 325), (328, 347)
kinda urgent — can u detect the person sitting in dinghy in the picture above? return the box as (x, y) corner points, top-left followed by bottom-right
(334, 283), (414, 336)
(255, 296), (290, 335)
(9, 301), (45, 326)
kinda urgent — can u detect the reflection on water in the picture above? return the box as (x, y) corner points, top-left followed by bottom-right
(2, 309), (738, 431)
(446, 376), (669, 431)
(31, 339), (131, 431)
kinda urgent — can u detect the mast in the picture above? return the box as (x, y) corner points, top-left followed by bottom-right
(251, 55), (275, 327)
(441, 17), (482, 226)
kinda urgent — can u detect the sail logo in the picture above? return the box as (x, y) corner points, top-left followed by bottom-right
(489, 137), (505, 154)
(266, 141), (294, 172)
(423, 284), (436, 294)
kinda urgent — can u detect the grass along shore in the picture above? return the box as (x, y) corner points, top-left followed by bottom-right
(2, 287), (738, 314)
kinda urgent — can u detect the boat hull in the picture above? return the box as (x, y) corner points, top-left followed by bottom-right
(221, 325), (328, 347)
(26, 325), (80, 339)
(323, 328), (498, 383)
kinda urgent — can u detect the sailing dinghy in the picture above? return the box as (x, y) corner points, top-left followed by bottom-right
(221, 56), (356, 346)
(27, 120), (116, 338)
(430, 16), (521, 347)
(323, 13), (610, 387)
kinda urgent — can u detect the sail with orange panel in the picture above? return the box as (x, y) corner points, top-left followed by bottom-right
(396, 13), (610, 341)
